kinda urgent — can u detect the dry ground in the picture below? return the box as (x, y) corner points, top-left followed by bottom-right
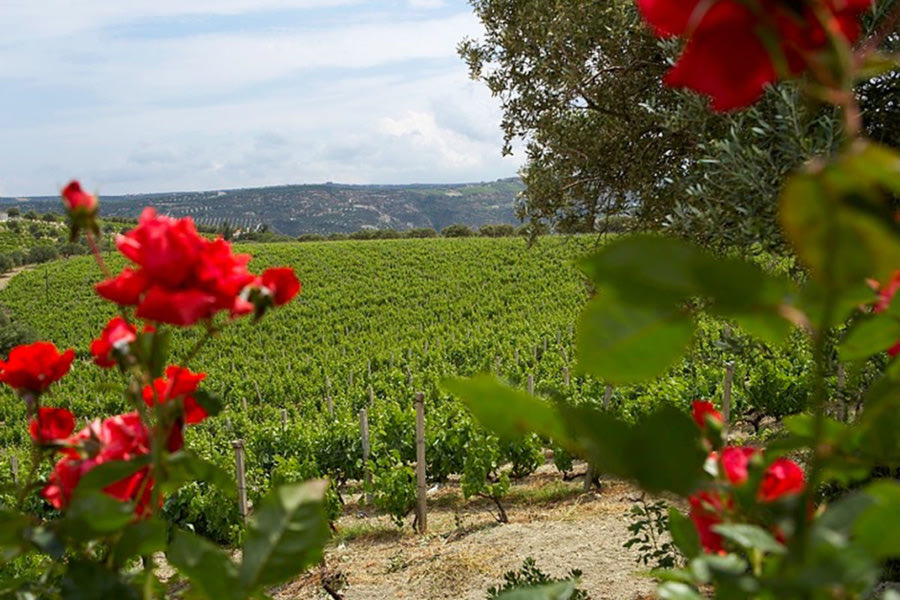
(275, 464), (658, 600)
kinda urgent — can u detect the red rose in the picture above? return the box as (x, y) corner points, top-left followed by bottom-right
(260, 267), (301, 306)
(720, 446), (759, 485)
(94, 268), (149, 306)
(42, 412), (155, 515)
(692, 400), (723, 429)
(142, 365), (208, 425)
(637, 0), (874, 111)
(90, 317), (138, 368)
(0, 342), (75, 395)
(758, 457), (805, 502)
(96, 209), (258, 326)
(29, 407), (76, 444)
(135, 286), (218, 326)
(61, 180), (98, 214)
(116, 208), (205, 289)
(688, 490), (728, 554)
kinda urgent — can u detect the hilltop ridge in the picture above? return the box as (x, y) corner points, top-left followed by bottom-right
(0, 178), (524, 237)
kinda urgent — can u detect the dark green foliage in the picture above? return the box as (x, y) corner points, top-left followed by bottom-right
(486, 558), (590, 599)
(297, 233), (327, 242)
(405, 227), (439, 238)
(442, 223), (475, 237)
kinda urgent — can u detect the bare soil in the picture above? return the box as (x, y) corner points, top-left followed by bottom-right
(275, 464), (657, 600)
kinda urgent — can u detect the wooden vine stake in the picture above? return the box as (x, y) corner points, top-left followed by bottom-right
(280, 408), (288, 432)
(563, 367), (570, 388)
(414, 392), (427, 534)
(232, 439), (248, 524)
(360, 408), (373, 505)
(326, 396), (334, 418)
(722, 361), (735, 428)
(603, 384), (613, 410)
(9, 455), (18, 485)
(527, 374), (534, 395)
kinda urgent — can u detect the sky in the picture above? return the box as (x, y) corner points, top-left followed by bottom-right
(0, 0), (523, 196)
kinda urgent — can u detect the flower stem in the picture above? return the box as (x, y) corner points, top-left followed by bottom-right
(85, 230), (112, 280)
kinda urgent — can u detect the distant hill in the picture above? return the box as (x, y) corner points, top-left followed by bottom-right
(0, 178), (524, 237)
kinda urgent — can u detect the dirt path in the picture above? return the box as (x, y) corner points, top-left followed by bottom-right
(0, 265), (34, 291)
(276, 468), (657, 600)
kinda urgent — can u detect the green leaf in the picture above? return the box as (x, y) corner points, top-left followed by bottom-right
(494, 581), (576, 600)
(168, 529), (243, 600)
(163, 450), (236, 498)
(63, 491), (134, 538)
(192, 390), (224, 418)
(840, 311), (900, 361)
(559, 404), (705, 495)
(578, 235), (702, 303)
(442, 375), (570, 444)
(657, 582), (704, 600)
(112, 519), (167, 566)
(239, 480), (330, 591)
(855, 379), (900, 466)
(73, 457), (150, 497)
(780, 141), (900, 295)
(576, 293), (694, 385)
(60, 561), (139, 600)
(668, 508), (700, 559)
(712, 524), (786, 554)
(854, 480), (900, 560)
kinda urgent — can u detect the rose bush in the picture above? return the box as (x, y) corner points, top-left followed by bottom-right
(0, 189), (328, 598)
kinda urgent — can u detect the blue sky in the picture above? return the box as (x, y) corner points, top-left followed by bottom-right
(0, 0), (522, 196)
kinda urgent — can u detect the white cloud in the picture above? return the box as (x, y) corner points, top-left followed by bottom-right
(0, 2), (522, 195)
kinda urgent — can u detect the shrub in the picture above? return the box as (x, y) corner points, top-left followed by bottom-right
(442, 223), (474, 237)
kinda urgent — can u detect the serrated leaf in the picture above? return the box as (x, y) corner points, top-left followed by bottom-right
(239, 480), (330, 591)
(442, 375), (569, 444)
(578, 235), (702, 301)
(577, 293), (694, 385)
(168, 529), (242, 600)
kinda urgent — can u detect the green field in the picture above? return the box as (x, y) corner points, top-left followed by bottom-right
(0, 235), (819, 543)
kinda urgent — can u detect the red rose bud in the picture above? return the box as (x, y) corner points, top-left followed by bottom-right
(90, 317), (138, 368)
(61, 180), (98, 214)
(637, 0), (874, 111)
(260, 267), (301, 306)
(692, 400), (723, 429)
(0, 341), (75, 395)
(720, 446), (759, 485)
(142, 365), (208, 425)
(758, 457), (806, 502)
(29, 407), (76, 444)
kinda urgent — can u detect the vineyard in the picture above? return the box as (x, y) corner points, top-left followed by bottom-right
(0, 234), (826, 558)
